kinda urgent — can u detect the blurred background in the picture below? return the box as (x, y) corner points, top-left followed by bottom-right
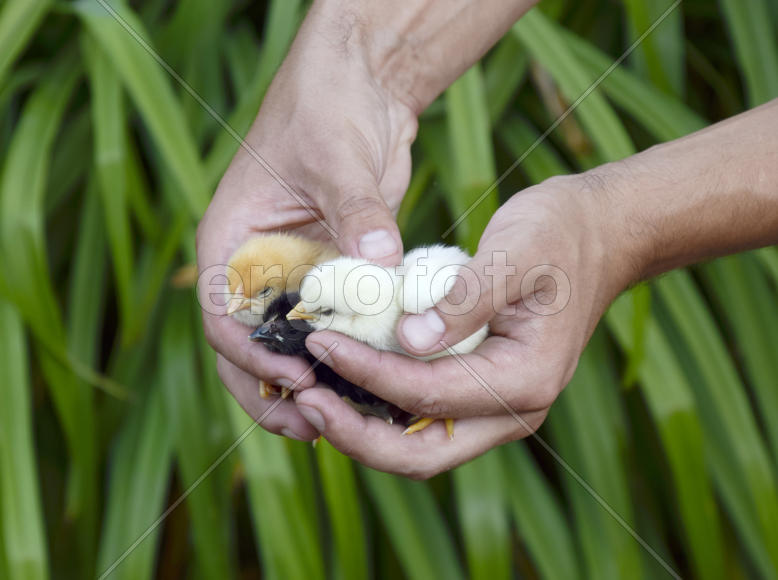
(1, 0), (777, 578)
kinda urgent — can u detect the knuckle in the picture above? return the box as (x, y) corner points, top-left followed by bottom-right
(335, 193), (385, 223)
(408, 390), (445, 417)
(528, 383), (558, 411)
(532, 377), (562, 410)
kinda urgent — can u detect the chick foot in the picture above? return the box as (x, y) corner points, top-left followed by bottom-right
(403, 418), (455, 440)
(258, 380), (283, 399)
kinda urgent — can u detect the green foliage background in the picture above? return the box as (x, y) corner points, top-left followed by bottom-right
(1, 0), (777, 578)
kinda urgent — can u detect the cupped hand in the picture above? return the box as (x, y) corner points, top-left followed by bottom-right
(196, 9), (417, 441)
(296, 173), (634, 477)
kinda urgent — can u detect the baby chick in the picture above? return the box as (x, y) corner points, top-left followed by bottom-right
(225, 233), (338, 327)
(250, 292), (413, 425)
(225, 233), (338, 398)
(287, 244), (489, 438)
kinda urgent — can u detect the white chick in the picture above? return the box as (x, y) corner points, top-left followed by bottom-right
(287, 245), (489, 439)
(289, 245), (488, 360)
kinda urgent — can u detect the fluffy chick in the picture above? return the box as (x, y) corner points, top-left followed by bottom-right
(289, 245), (488, 359)
(225, 233), (338, 327)
(288, 245), (490, 438)
(250, 292), (413, 424)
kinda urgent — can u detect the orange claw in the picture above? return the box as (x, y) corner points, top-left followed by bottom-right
(403, 418), (455, 439)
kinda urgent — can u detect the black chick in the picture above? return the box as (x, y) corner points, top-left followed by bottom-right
(249, 292), (413, 426)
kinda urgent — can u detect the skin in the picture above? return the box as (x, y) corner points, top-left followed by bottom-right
(197, 0), (778, 478)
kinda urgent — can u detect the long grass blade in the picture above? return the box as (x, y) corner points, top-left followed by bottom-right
(548, 333), (644, 579)
(160, 299), (233, 578)
(513, 8), (635, 162)
(607, 295), (726, 580)
(623, 0), (685, 96)
(0, 0), (50, 88)
(655, 271), (778, 575)
(701, 256), (778, 467)
(361, 469), (465, 580)
(445, 64), (498, 251)
(718, 0), (778, 106)
(316, 442), (368, 580)
(74, 0), (209, 218)
(96, 387), (174, 580)
(501, 444), (580, 579)
(227, 397), (325, 580)
(453, 451), (511, 580)
(82, 33), (135, 340)
(0, 300), (49, 580)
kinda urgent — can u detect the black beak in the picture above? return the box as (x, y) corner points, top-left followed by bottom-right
(249, 323), (275, 343)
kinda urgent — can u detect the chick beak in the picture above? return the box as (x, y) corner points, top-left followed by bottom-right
(249, 323), (274, 343)
(286, 302), (316, 321)
(226, 297), (251, 316)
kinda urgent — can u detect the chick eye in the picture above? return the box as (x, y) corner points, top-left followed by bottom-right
(321, 308), (334, 316)
(256, 287), (272, 298)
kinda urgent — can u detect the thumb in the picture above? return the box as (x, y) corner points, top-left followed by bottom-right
(321, 178), (404, 266)
(397, 248), (517, 356)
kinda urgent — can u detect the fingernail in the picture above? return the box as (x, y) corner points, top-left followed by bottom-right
(281, 427), (307, 441)
(402, 309), (445, 351)
(274, 378), (295, 388)
(298, 406), (325, 432)
(358, 229), (398, 260)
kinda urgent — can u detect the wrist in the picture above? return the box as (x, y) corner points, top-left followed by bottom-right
(314, 0), (538, 113)
(587, 99), (778, 284)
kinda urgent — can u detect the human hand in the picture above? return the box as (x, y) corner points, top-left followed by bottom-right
(295, 98), (778, 477)
(295, 174), (630, 477)
(196, 3), (418, 440)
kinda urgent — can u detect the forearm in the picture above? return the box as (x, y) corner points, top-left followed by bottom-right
(595, 99), (778, 284)
(308, 0), (538, 112)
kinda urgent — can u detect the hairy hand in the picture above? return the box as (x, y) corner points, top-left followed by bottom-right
(196, 9), (416, 440)
(295, 175), (630, 478)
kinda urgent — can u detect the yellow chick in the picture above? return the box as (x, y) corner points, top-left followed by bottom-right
(225, 233), (339, 327)
(225, 233), (339, 399)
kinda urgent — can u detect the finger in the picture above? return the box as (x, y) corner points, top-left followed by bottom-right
(216, 355), (320, 441)
(319, 177), (404, 266)
(305, 331), (560, 417)
(203, 312), (318, 387)
(295, 386), (547, 479)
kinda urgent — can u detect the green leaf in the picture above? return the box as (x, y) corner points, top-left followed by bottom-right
(74, 0), (209, 218)
(701, 256), (778, 468)
(316, 442), (368, 580)
(718, 0), (778, 106)
(548, 333), (644, 579)
(561, 29), (707, 140)
(655, 271), (778, 575)
(0, 300), (49, 580)
(513, 8), (635, 162)
(444, 64), (498, 251)
(160, 299), (233, 579)
(82, 33), (135, 340)
(453, 451), (511, 580)
(607, 295), (726, 580)
(96, 387), (174, 580)
(361, 469), (465, 580)
(502, 444), (581, 579)
(623, 0), (685, 96)
(227, 397), (325, 580)
(0, 0), (50, 88)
